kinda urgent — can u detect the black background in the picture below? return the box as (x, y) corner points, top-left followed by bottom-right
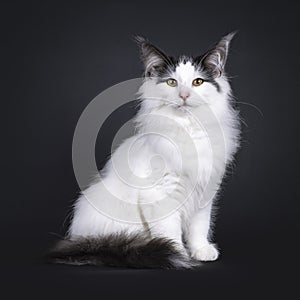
(2, 0), (299, 298)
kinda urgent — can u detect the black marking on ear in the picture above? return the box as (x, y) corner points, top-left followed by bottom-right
(134, 35), (176, 78)
(193, 32), (236, 80)
(156, 56), (177, 78)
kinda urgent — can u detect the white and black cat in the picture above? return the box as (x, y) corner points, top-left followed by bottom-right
(49, 33), (240, 269)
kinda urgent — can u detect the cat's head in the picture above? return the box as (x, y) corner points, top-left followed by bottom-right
(135, 33), (236, 111)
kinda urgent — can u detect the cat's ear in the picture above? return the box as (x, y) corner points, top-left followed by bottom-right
(134, 36), (171, 77)
(199, 31), (236, 78)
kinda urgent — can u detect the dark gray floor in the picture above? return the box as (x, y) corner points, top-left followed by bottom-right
(1, 228), (295, 299)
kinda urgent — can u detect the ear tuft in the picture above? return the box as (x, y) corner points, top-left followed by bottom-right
(133, 35), (148, 47)
(222, 31), (238, 44)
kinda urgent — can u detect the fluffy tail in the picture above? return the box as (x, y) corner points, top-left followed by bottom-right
(47, 232), (195, 269)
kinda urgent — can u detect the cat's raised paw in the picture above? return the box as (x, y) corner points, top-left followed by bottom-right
(192, 244), (219, 262)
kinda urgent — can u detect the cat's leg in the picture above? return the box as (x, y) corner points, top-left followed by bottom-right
(150, 211), (187, 255)
(187, 201), (219, 261)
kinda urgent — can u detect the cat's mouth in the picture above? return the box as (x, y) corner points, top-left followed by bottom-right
(177, 102), (193, 108)
(176, 103), (194, 111)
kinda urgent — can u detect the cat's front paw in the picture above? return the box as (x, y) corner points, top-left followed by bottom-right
(191, 244), (219, 262)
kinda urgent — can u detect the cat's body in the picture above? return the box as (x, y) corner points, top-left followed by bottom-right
(50, 33), (240, 269)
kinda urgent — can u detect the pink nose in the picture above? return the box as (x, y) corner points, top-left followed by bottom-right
(179, 92), (190, 101)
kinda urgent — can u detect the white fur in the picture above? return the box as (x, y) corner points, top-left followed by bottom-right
(68, 61), (240, 262)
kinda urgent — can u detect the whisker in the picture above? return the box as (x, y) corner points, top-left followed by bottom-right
(240, 117), (248, 128)
(235, 101), (264, 117)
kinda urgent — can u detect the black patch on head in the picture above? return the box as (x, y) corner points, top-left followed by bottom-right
(134, 32), (236, 91)
(192, 56), (221, 92)
(180, 55), (189, 65)
(204, 73), (221, 92)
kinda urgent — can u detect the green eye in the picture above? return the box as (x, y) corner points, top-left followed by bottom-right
(166, 78), (177, 87)
(192, 78), (204, 86)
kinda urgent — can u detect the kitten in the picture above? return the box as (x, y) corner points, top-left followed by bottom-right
(49, 33), (240, 269)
